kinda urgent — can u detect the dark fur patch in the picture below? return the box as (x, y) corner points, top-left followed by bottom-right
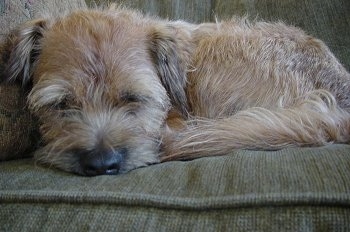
(5, 19), (48, 87)
(149, 27), (188, 116)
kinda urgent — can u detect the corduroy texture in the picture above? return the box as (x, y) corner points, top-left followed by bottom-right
(1, 145), (350, 231)
(0, 85), (38, 160)
(1, 0), (350, 231)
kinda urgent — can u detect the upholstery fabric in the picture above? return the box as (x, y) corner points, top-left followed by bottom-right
(0, 0), (350, 231)
(1, 145), (350, 231)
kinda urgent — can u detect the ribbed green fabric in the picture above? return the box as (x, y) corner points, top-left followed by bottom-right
(2, 205), (350, 231)
(1, 145), (350, 231)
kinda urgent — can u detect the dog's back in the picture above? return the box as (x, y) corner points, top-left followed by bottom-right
(162, 18), (350, 160)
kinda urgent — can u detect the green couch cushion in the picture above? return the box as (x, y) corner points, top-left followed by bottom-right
(1, 145), (350, 231)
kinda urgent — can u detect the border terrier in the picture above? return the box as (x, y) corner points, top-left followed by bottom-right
(3, 7), (350, 176)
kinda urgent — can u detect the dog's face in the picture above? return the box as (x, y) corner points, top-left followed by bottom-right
(4, 10), (189, 175)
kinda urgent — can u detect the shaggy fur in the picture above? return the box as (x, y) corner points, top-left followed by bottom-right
(3, 7), (350, 175)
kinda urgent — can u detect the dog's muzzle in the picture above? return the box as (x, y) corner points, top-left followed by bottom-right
(77, 148), (126, 176)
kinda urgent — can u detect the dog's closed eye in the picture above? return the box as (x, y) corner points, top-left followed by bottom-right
(120, 93), (142, 104)
(116, 93), (153, 116)
(120, 92), (151, 104)
(52, 97), (70, 111)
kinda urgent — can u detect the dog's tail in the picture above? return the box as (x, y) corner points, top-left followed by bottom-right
(161, 90), (350, 161)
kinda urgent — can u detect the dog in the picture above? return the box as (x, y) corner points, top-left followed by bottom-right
(2, 6), (350, 176)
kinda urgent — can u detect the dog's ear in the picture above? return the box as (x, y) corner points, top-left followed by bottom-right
(149, 26), (189, 116)
(2, 19), (48, 87)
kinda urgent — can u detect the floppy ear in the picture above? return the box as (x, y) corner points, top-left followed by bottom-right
(3, 19), (48, 87)
(149, 26), (189, 116)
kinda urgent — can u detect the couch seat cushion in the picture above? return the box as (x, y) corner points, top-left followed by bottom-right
(1, 145), (350, 231)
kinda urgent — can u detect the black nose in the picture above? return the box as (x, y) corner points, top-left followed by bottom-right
(78, 148), (125, 176)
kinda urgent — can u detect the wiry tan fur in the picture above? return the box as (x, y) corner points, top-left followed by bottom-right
(3, 7), (350, 175)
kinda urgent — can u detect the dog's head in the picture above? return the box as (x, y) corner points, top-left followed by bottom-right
(4, 9), (192, 175)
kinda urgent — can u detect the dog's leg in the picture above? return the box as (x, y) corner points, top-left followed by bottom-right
(161, 90), (350, 161)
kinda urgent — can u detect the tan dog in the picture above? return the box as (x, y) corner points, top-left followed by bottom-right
(3, 7), (350, 175)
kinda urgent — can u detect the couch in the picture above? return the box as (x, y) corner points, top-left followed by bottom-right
(1, 0), (350, 231)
